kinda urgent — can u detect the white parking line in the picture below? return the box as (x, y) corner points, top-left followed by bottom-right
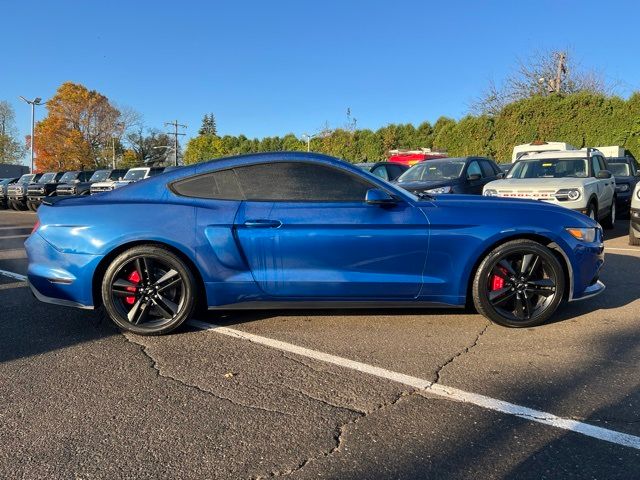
(1, 265), (638, 451)
(0, 269), (27, 282)
(0, 234), (29, 240)
(188, 319), (640, 451)
(0, 226), (32, 230)
(606, 247), (640, 253)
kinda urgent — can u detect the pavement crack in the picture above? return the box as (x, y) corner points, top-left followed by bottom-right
(281, 351), (328, 374)
(265, 390), (415, 478)
(281, 384), (367, 415)
(432, 321), (490, 385)
(122, 334), (292, 417)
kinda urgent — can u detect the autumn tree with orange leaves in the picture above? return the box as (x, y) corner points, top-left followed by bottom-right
(34, 82), (125, 171)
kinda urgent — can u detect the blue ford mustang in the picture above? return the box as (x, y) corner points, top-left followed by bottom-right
(25, 152), (605, 335)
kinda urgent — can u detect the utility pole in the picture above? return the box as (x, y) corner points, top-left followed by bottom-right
(165, 120), (187, 166)
(554, 52), (566, 93)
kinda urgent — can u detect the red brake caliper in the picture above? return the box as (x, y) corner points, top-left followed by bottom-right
(125, 270), (141, 305)
(491, 267), (507, 291)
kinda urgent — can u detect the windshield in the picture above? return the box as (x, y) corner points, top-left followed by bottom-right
(18, 174), (35, 183)
(123, 169), (148, 181)
(59, 172), (79, 183)
(354, 163), (372, 171)
(608, 163), (631, 176)
(39, 173), (57, 183)
(508, 158), (588, 179)
(90, 170), (112, 182)
(397, 160), (466, 182)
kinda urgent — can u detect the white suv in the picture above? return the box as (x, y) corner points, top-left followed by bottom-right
(630, 183), (640, 245)
(90, 167), (164, 194)
(484, 149), (617, 229)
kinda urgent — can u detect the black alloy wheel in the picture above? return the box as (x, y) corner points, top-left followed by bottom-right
(101, 245), (196, 335)
(473, 240), (565, 327)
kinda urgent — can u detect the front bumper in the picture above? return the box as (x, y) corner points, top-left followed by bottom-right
(27, 195), (44, 207)
(631, 208), (640, 239)
(25, 232), (102, 309)
(615, 192), (632, 212)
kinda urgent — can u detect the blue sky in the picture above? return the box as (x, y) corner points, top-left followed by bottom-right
(3, 0), (639, 159)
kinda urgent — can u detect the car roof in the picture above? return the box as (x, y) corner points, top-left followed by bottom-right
(518, 149), (600, 160)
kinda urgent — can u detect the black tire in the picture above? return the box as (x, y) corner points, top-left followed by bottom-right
(472, 239), (565, 328)
(630, 224), (640, 246)
(585, 202), (597, 222)
(601, 199), (616, 230)
(100, 245), (196, 335)
(28, 202), (37, 212)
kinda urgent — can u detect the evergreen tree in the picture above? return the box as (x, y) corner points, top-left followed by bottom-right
(198, 113), (218, 136)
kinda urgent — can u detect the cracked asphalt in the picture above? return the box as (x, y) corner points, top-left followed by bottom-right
(1, 210), (639, 479)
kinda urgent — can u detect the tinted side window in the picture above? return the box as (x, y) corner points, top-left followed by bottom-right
(172, 169), (244, 200)
(598, 156), (607, 171)
(467, 161), (482, 178)
(480, 160), (496, 177)
(591, 156), (602, 176)
(371, 165), (389, 181)
(234, 162), (374, 202)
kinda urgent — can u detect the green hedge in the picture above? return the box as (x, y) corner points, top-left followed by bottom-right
(184, 92), (640, 164)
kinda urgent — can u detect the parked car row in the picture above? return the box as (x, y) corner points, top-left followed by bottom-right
(0, 166), (178, 211)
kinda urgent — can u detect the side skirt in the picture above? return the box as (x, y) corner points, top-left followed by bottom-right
(208, 300), (464, 310)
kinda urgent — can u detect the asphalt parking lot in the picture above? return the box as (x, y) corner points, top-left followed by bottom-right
(1, 209), (639, 479)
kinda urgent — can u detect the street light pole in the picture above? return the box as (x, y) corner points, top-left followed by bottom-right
(19, 96), (43, 172)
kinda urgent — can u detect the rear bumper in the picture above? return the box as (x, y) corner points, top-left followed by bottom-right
(25, 232), (102, 309)
(28, 279), (94, 309)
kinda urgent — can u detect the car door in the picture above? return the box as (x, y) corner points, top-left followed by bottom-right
(463, 160), (484, 194)
(592, 155), (614, 216)
(478, 160), (499, 191)
(233, 161), (429, 299)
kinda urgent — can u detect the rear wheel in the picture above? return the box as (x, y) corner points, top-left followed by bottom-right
(585, 202), (597, 222)
(101, 245), (196, 335)
(472, 240), (565, 328)
(601, 199), (616, 230)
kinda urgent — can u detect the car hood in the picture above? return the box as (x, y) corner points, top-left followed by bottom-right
(58, 181), (91, 188)
(91, 181), (117, 187)
(395, 179), (461, 191)
(422, 194), (597, 227)
(484, 177), (593, 190)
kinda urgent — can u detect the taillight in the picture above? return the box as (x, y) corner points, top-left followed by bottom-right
(31, 219), (40, 235)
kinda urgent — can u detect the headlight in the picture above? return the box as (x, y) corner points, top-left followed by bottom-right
(555, 188), (581, 201)
(425, 186), (452, 194)
(566, 227), (597, 243)
(637, 188), (640, 200)
(615, 184), (629, 192)
(484, 189), (498, 197)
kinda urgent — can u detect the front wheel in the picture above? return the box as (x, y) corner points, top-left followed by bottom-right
(101, 245), (197, 335)
(601, 200), (616, 230)
(472, 240), (565, 328)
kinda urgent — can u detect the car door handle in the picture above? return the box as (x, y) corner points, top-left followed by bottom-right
(243, 219), (282, 228)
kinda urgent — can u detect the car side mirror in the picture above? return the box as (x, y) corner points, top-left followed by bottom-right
(467, 173), (482, 181)
(596, 170), (612, 179)
(635, 171), (640, 177)
(365, 188), (397, 205)
(497, 172), (505, 179)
